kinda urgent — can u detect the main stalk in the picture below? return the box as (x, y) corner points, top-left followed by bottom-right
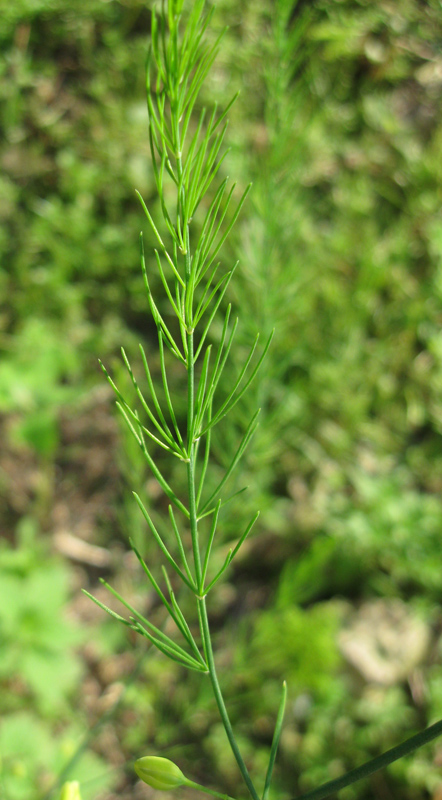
(185, 311), (259, 800)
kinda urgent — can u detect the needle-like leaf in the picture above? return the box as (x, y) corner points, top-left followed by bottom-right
(168, 505), (195, 586)
(197, 315), (239, 426)
(230, 511), (260, 562)
(158, 331), (186, 448)
(205, 548), (233, 594)
(137, 191), (185, 288)
(140, 235), (186, 363)
(133, 492), (194, 588)
(121, 415), (189, 516)
(201, 329), (274, 436)
(131, 619), (208, 672)
(200, 498), (221, 592)
(199, 410), (260, 514)
(192, 344), (212, 441)
(197, 486), (249, 521)
(119, 349), (186, 457)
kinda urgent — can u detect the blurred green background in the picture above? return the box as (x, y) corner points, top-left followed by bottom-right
(1, 0), (442, 798)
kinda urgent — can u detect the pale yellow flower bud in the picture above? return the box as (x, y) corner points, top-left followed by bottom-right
(59, 781), (82, 800)
(134, 756), (187, 790)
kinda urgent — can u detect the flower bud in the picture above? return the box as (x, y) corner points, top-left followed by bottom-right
(59, 782), (82, 800)
(134, 756), (187, 790)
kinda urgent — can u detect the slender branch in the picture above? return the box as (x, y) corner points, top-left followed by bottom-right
(295, 718), (442, 800)
(185, 779), (238, 800)
(198, 597), (260, 800)
(187, 333), (203, 588)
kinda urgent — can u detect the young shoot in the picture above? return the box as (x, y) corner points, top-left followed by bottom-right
(85, 2), (442, 800)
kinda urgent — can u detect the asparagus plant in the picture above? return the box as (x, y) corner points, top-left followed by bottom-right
(84, 1), (442, 799)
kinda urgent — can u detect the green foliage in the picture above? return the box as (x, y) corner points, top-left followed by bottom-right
(330, 467), (442, 596)
(0, 525), (113, 800)
(0, 713), (110, 800)
(241, 604), (342, 696)
(0, 0), (154, 429)
(0, 520), (84, 715)
(0, 319), (80, 456)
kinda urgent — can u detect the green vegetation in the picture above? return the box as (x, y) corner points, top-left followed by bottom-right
(1, 0), (442, 799)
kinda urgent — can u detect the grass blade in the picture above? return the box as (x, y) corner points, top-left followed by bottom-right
(263, 682), (287, 800)
(296, 719), (442, 800)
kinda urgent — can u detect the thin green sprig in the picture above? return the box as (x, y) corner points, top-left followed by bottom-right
(263, 682), (287, 800)
(295, 718), (442, 800)
(89, 2), (267, 797)
(86, 2), (442, 800)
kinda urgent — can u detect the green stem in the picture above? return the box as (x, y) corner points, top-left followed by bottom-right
(186, 779), (238, 800)
(186, 308), (258, 800)
(187, 328), (256, 800)
(174, 20), (257, 794)
(185, 302), (258, 800)
(187, 320), (257, 800)
(198, 597), (260, 800)
(187, 331), (203, 587)
(295, 718), (442, 800)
